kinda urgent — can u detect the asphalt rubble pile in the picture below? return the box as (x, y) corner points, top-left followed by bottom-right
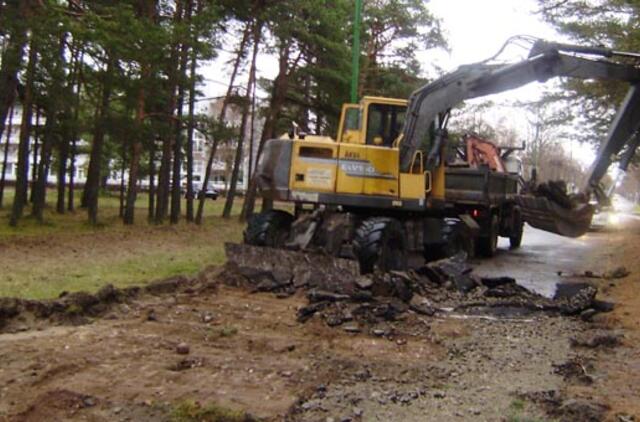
(221, 244), (615, 332)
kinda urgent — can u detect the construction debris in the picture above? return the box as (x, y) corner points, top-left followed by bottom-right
(570, 330), (624, 349)
(223, 244), (611, 331)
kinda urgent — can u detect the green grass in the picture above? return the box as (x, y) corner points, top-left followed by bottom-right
(510, 399), (526, 412)
(506, 399), (555, 422)
(0, 188), (240, 237)
(171, 400), (256, 422)
(218, 325), (239, 338)
(0, 187), (254, 299)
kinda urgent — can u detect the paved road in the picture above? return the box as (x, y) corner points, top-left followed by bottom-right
(471, 222), (617, 298)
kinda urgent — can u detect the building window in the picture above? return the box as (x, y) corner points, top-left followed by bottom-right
(195, 138), (204, 152)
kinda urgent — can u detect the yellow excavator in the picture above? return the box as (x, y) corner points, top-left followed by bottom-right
(237, 38), (640, 273)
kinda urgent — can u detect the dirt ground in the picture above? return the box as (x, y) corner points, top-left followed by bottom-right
(1, 222), (640, 421)
(577, 224), (640, 419)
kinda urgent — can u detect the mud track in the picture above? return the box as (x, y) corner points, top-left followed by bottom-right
(1, 224), (639, 421)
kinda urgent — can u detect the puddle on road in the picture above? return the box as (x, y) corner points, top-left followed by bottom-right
(515, 279), (558, 299)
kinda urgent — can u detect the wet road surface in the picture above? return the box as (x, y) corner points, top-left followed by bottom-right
(472, 222), (623, 298)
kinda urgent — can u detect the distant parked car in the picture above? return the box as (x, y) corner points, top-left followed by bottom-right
(183, 183), (220, 200)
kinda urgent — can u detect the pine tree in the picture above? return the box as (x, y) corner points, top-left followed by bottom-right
(10, 35), (37, 227)
(538, 0), (640, 144)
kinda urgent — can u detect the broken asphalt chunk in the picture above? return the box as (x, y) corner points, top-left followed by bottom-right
(296, 301), (330, 322)
(570, 330), (623, 348)
(307, 290), (351, 303)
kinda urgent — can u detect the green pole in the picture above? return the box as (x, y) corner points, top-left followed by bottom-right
(350, 0), (362, 103)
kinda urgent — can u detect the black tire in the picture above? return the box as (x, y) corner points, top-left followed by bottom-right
(477, 214), (499, 257)
(244, 209), (294, 247)
(509, 212), (524, 249)
(353, 217), (408, 274)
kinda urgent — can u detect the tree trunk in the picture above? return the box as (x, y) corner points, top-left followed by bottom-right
(29, 108), (39, 203)
(32, 110), (55, 222)
(247, 67), (258, 183)
(68, 48), (83, 212)
(195, 138), (220, 225)
(68, 137), (76, 211)
(240, 42), (300, 221)
(223, 20), (262, 219)
(56, 138), (69, 214)
(36, 24), (69, 219)
(124, 142), (143, 225)
(119, 142), (127, 218)
(156, 0), (184, 224)
(155, 131), (172, 223)
(124, 79), (147, 225)
(125, 0), (155, 226)
(0, 106), (14, 208)
(10, 37), (37, 227)
(185, 48), (197, 222)
(85, 58), (113, 224)
(195, 24), (251, 224)
(148, 137), (157, 221)
(170, 0), (192, 224)
(0, 6), (28, 144)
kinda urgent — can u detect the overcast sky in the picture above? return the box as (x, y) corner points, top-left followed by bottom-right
(200, 0), (596, 165)
(427, 0), (595, 166)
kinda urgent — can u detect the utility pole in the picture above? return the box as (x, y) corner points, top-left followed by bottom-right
(350, 0), (362, 103)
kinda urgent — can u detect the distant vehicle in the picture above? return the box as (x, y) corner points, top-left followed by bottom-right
(183, 182), (219, 200)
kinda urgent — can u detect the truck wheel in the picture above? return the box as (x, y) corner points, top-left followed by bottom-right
(244, 209), (294, 247)
(441, 219), (474, 259)
(353, 217), (408, 274)
(509, 212), (524, 249)
(477, 214), (499, 257)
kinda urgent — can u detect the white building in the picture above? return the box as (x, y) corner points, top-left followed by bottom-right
(1, 99), (260, 193)
(1, 104), (89, 185)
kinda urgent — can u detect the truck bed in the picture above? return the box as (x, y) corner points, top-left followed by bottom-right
(445, 166), (519, 206)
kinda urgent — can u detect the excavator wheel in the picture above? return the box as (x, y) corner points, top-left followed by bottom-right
(477, 214), (499, 257)
(244, 209), (294, 247)
(353, 217), (408, 274)
(509, 211), (524, 249)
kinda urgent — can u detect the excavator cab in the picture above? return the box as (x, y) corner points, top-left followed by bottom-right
(365, 102), (406, 147)
(337, 97), (407, 147)
(255, 96), (442, 209)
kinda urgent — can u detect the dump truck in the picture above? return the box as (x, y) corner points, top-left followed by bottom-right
(237, 38), (640, 274)
(445, 134), (526, 255)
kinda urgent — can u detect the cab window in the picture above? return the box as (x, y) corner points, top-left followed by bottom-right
(365, 103), (406, 147)
(340, 106), (361, 143)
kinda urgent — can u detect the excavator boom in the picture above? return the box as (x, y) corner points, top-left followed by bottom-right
(401, 40), (640, 237)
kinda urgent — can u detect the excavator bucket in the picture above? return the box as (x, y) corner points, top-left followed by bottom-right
(515, 195), (594, 238)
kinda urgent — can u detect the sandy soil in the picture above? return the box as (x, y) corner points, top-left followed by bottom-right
(1, 223), (639, 421)
(570, 222), (640, 420)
